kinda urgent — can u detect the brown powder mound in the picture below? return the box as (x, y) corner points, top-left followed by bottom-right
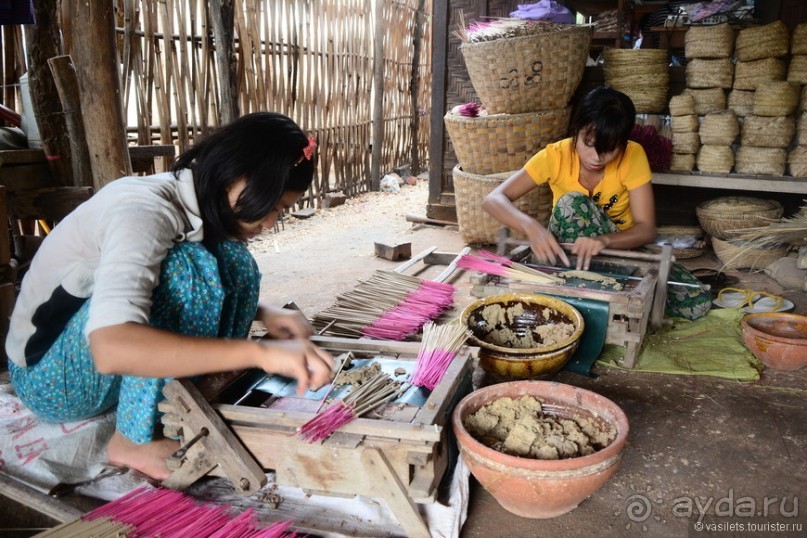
(463, 395), (616, 459)
(334, 362), (381, 387)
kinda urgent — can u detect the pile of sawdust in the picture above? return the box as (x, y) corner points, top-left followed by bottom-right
(334, 362), (382, 387)
(463, 395), (616, 459)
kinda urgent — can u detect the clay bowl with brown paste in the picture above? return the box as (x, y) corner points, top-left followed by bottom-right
(741, 312), (807, 371)
(461, 293), (585, 378)
(452, 380), (629, 519)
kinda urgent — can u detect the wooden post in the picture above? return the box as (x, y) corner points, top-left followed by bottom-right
(25, 0), (75, 188)
(47, 56), (93, 189)
(427, 1), (448, 207)
(408, 0), (426, 176)
(370, 0), (385, 191)
(65, 2), (132, 190)
(210, 0), (238, 124)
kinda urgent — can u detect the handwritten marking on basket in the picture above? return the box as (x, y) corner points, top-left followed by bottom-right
(499, 61), (543, 89)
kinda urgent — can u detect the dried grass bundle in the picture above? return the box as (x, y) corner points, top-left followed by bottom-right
(699, 111), (739, 145)
(686, 58), (734, 89)
(712, 237), (790, 270)
(671, 114), (699, 133)
(787, 55), (807, 84)
(687, 88), (726, 115)
(752, 81), (800, 116)
(454, 15), (567, 43)
(735, 21), (790, 62)
(728, 89), (755, 117)
(734, 146), (787, 176)
(685, 23), (735, 58)
(670, 152), (696, 171)
(792, 23), (807, 54)
(672, 131), (700, 154)
(733, 58), (786, 91)
(728, 200), (807, 247)
(740, 115), (795, 148)
(669, 93), (696, 116)
(697, 145), (734, 174)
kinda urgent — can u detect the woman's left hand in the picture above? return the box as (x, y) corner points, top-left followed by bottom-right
(259, 304), (314, 339)
(570, 236), (609, 271)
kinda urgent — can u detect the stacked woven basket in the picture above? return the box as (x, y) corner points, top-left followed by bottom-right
(788, 24), (807, 176)
(446, 22), (592, 244)
(603, 48), (669, 114)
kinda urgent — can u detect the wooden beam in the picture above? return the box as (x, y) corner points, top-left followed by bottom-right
(210, 0), (238, 124)
(370, 0), (385, 191)
(8, 186), (93, 221)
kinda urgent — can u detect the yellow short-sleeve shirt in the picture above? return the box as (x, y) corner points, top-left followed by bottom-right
(523, 138), (652, 230)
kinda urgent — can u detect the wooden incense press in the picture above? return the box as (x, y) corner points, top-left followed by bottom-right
(158, 335), (474, 538)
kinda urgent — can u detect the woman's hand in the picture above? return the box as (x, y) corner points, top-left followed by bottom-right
(258, 304), (314, 339)
(526, 225), (571, 267)
(570, 236), (609, 270)
(258, 339), (334, 395)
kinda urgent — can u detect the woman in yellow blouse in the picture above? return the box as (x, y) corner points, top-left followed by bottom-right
(483, 86), (710, 320)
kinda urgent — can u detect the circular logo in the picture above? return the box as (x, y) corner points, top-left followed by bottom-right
(626, 494), (653, 522)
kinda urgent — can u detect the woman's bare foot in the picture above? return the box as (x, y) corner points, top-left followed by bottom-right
(106, 429), (179, 481)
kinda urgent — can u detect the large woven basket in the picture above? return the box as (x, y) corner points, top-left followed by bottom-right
(672, 131), (700, 154)
(712, 237), (790, 270)
(740, 115), (795, 148)
(604, 49), (669, 113)
(452, 165), (552, 244)
(696, 196), (784, 239)
(686, 58), (734, 89)
(460, 25), (592, 114)
(733, 58), (786, 91)
(444, 108), (570, 175)
(670, 152), (695, 171)
(793, 23), (807, 55)
(735, 21), (790, 62)
(688, 88), (726, 115)
(697, 145), (734, 174)
(728, 89), (755, 117)
(752, 81), (800, 116)
(668, 93), (695, 116)
(797, 112), (807, 144)
(734, 146), (787, 176)
(685, 23), (735, 59)
(787, 55), (807, 84)
(787, 146), (807, 177)
(699, 111), (738, 145)
(671, 114), (699, 133)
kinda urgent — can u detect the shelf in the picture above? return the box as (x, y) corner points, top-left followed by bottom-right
(653, 172), (807, 195)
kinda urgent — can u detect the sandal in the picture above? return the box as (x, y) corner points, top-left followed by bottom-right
(715, 287), (784, 312)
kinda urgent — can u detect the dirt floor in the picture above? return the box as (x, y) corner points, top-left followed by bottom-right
(1, 177), (806, 537)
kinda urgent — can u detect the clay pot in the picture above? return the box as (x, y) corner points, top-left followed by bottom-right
(461, 293), (585, 378)
(452, 381), (629, 519)
(741, 312), (807, 371)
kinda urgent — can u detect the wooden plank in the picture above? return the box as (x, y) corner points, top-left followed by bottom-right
(653, 171), (807, 194)
(0, 162), (56, 193)
(0, 471), (85, 524)
(7, 186), (93, 221)
(0, 149), (46, 165)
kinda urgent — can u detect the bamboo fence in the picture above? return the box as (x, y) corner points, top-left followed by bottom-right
(0, 0), (432, 206)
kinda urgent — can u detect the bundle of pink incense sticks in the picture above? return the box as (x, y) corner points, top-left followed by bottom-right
(36, 485), (298, 537)
(410, 321), (471, 390)
(457, 250), (563, 284)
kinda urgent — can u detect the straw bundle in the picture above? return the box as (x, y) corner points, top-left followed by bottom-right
(444, 107), (571, 175)
(672, 131), (700, 154)
(787, 55), (807, 84)
(696, 196), (785, 239)
(669, 93), (695, 116)
(711, 237), (790, 270)
(671, 114), (699, 133)
(697, 145), (734, 174)
(787, 146), (807, 177)
(797, 113), (807, 144)
(740, 115), (795, 148)
(699, 111), (739, 145)
(752, 81), (800, 116)
(687, 88), (726, 115)
(603, 49), (669, 113)
(686, 58), (734, 89)
(728, 89), (755, 117)
(735, 21), (790, 62)
(685, 23), (735, 59)
(670, 152), (695, 172)
(792, 23), (807, 54)
(734, 146), (787, 176)
(733, 58), (786, 90)
(728, 200), (807, 247)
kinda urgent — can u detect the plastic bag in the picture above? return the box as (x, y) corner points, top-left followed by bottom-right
(510, 0), (575, 24)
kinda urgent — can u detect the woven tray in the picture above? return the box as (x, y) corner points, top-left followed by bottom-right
(452, 165), (551, 244)
(444, 108), (570, 175)
(696, 196), (784, 239)
(460, 25), (591, 114)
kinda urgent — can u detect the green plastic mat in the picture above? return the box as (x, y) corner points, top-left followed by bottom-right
(550, 295), (609, 378)
(597, 308), (763, 382)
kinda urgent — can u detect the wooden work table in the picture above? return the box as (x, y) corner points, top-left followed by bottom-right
(653, 171), (807, 195)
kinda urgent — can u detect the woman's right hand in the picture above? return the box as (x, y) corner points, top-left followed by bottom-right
(257, 339), (334, 395)
(526, 225), (570, 267)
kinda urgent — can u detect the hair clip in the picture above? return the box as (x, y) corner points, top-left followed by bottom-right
(303, 135), (317, 161)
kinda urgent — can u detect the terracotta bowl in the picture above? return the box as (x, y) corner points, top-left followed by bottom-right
(741, 312), (807, 371)
(452, 381), (629, 519)
(461, 293), (585, 378)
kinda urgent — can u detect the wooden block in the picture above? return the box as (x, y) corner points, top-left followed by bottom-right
(291, 207), (316, 219)
(374, 241), (412, 261)
(322, 192), (347, 208)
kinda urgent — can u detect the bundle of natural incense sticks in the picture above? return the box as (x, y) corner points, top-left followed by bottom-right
(312, 270), (455, 340)
(410, 321), (471, 390)
(458, 250), (564, 284)
(35, 485), (298, 537)
(298, 371), (407, 442)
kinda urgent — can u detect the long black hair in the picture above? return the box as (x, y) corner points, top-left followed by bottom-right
(172, 112), (314, 244)
(569, 86), (636, 155)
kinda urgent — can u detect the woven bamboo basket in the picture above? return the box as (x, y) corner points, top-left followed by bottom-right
(444, 108), (571, 175)
(672, 131), (700, 154)
(787, 55), (807, 84)
(686, 58), (734, 89)
(685, 23), (735, 59)
(460, 25), (592, 114)
(688, 88), (726, 115)
(735, 21), (790, 62)
(733, 58), (786, 91)
(671, 114), (699, 133)
(797, 113), (807, 144)
(711, 237), (790, 270)
(752, 81), (800, 116)
(792, 23), (807, 55)
(603, 49), (669, 113)
(699, 111), (739, 145)
(453, 165), (552, 244)
(740, 115), (795, 148)
(696, 145), (734, 174)
(787, 146), (807, 177)
(696, 196), (784, 239)
(669, 93), (696, 116)
(734, 146), (787, 176)
(670, 152), (695, 171)
(728, 89), (755, 117)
